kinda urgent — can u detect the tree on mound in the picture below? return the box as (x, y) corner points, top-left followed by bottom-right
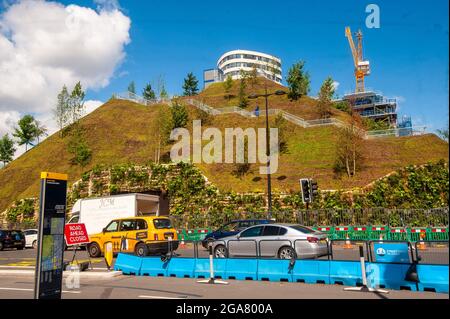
(238, 70), (249, 108)
(142, 83), (156, 100)
(334, 116), (364, 178)
(286, 61), (310, 100)
(182, 72), (199, 96)
(223, 75), (233, 100)
(13, 115), (37, 152)
(317, 77), (335, 119)
(0, 134), (15, 167)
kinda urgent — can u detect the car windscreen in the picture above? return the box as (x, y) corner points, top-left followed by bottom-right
(220, 222), (238, 232)
(289, 225), (316, 234)
(9, 231), (23, 238)
(153, 218), (172, 229)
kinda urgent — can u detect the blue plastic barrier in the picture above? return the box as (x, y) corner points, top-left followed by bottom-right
(366, 262), (418, 291)
(113, 254), (448, 295)
(139, 257), (169, 277)
(114, 253), (142, 275)
(194, 258), (227, 279)
(257, 259), (293, 282)
(225, 259), (258, 280)
(292, 260), (330, 284)
(166, 258), (196, 278)
(329, 261), (362, 286)
(416, 264), (449, 293)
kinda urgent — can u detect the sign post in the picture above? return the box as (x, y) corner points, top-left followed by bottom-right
(34, 172), (68, 299)
(64, 223), (91, 269)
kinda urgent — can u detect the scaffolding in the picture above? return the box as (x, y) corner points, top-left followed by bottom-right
(343, 91), (398, 127)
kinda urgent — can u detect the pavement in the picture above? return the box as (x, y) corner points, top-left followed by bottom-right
(0, 272), (447, 299)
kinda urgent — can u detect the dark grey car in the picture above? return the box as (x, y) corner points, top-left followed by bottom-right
(212, 224), (329, 259)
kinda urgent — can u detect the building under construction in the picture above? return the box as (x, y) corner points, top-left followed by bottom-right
(342, 91), (398, 127)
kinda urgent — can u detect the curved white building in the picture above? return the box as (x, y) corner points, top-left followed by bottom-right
(204, 49), (282, 88)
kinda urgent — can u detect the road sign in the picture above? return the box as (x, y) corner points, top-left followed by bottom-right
(373, 242), (410, 263)
(34, 172), (68, 299)
(64, 223), (90, 246)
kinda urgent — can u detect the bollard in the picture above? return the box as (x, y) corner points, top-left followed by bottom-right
(179, 235), (186, 249)
(343, 235), (353, 249)
(344, 245), (389, 294)
(104, 241), (113, 271)
(417, 233), (427, 250)
(197, 243), (228, 285)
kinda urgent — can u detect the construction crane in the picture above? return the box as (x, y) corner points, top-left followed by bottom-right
(345, 27), (370, 93)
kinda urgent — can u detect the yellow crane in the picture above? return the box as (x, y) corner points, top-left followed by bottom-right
(345, 26), (370, 93)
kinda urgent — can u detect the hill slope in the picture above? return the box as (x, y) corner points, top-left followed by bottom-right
(187, 77), (355, 124)
(0, 94), (448, 212)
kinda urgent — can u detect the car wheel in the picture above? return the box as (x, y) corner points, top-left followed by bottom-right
(0, 242), (3, 251)
(278, 246), (295, 259)
(214, 245), (228, 258)
(17, 245), (24, 250)
(135, 243), (148, 257)
(32, 240), (38, 249)
(88, 242), (101, 258)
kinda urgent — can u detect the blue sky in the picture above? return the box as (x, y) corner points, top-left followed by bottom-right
(13, 0), (450, 131)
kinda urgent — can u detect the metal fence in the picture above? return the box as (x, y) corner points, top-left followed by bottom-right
(260, 208), (448, 227)
(172, 207), (449, 229)
(366, 126), (427, 138)
(185, 98), (426, 139)
(112, 92), (170, 106)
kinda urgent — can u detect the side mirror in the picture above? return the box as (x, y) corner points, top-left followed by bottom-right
(102, 228), (106, 234)
(236, 234), (241, 240)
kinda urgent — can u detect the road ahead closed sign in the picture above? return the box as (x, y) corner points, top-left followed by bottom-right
(64, 223), (90, 246)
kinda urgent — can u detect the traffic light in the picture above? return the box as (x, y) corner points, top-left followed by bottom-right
(310, 179), (319, 202)
(300, 178), (311, 203)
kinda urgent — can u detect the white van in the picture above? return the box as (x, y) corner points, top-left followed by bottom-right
(67, 193), (169, 236)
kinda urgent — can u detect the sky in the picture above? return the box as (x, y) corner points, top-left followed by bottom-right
(0, 0), (448, 156)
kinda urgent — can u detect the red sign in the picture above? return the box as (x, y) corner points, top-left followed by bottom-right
(64, 223), (90, 246)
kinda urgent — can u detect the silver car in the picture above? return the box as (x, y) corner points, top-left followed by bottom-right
(212, 224), (329, 259)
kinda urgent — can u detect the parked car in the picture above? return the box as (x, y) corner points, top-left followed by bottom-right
(88, 216), (179, 258)
(23, 229), (38, 249)
(212, 224), (329, 259)
(0, 230), (26, 251)
(201, 219), (273, 249)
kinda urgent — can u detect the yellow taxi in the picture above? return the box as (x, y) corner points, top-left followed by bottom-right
(87, 216), (178, 257)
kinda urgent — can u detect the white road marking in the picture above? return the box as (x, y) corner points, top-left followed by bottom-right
(138, 295), (187, 299)
(0, 287), (81, 294)
(0, 287), (32, 292)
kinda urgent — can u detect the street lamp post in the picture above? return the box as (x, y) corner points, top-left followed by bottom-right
(248, 79), (286, 219)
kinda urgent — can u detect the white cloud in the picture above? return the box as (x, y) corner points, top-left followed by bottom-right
(0, 0), (130, 140)
(84, 100), (104, 116)
(332, 81), (340, 91)
(0, 110), (20, 136)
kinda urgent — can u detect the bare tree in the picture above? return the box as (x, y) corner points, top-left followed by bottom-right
(334, 113), (364, 177)
(54, 85), (70, 136)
